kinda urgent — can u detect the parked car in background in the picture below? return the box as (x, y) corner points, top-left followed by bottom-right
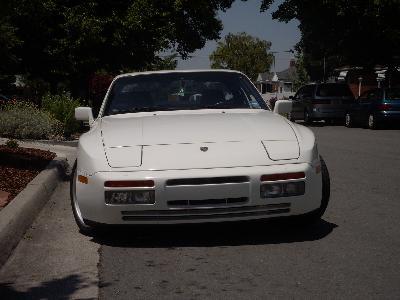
(289, 83), (355, 124)
(345, 87), (400, 129)
(71, 70), (329, 233)
(0, 94), (10, 109)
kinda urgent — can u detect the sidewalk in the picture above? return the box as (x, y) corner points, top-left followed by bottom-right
(0, 138), (77, 175)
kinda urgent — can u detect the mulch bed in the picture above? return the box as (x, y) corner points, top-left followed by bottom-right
(0, 146), (56, 204)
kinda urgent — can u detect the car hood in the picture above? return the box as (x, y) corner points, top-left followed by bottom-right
(100, 109), (300, 169)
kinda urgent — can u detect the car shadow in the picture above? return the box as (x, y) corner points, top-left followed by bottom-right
(304, 121), (347, 127)
(294, 120), (325, 127)
(91, 218), (337, 248)
(0, 274), (101, 300)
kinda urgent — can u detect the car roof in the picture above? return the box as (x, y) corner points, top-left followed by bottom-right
(115, 69), (244, 79)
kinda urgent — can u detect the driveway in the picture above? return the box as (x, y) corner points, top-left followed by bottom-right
(1, 125), (400, 299)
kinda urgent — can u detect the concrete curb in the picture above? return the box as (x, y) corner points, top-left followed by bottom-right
(0, 157), (68, 267)
(22, 139), (79, 147)
(0, 138), (78, 148)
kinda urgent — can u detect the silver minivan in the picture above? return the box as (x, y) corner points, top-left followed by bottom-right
(290, 83), (355, 123)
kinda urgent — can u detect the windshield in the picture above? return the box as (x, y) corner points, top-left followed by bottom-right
(316, 84), (354, 98)
(103, 71), (267, 116)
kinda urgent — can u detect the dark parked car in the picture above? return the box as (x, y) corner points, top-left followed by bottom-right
(345, 87), (400, 129)
(289, 83), (355, 123)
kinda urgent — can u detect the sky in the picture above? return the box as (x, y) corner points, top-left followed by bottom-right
(177, 0), (300, 72)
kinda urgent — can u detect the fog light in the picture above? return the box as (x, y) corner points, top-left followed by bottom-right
(260, 183), (282, 198)
(78, 175), (88, 184)
(105, 190), (155, 205)
(260, 181), (305, 198)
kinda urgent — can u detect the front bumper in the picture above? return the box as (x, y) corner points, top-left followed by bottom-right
(76, 163), (322, 225)
(375, 111), (400, 122)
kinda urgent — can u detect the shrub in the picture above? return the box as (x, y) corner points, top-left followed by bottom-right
(0, 102), (63, 140)
(5, 139), (19, 148)
(41, 93), (82, 137)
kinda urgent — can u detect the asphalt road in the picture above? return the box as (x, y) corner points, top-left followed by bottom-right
(1, 124), (400, 299)
(98, 124), (400, 299)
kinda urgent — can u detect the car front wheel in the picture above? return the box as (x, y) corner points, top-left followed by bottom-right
(70, 161), (95, 235)
(299, 156), (330, 224)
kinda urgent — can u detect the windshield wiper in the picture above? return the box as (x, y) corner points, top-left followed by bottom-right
(107, 104), (249, 115)
(127, 106), (189, 112)
(203, 102), (248, 109)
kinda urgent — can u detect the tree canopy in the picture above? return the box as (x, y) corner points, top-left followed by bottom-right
(261, 0), (400, 80)
(209, 32), (273, 81)
(1, 0), (236, 96)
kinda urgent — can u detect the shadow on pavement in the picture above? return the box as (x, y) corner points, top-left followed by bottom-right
(91, 218), (337, 248)
(0, 274), (99, 300)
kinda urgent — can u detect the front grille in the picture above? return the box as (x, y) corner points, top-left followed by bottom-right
(166, 176), (249, 186)
(120, 203), (291, 221)
(167, 197), (248, 207)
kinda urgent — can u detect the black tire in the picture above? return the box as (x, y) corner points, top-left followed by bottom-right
(345, 113), (353, 128)
(299, 156), (330, 224)
(70, 161), (95, 235)
(304, 110), (313, 124)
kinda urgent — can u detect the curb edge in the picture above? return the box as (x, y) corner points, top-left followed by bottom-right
(0, 157), (67, 268)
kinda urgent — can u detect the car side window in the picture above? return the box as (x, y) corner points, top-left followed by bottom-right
(359, 90), (377, 103)
(296, 85), (314, 100)
(302, 85), (314, 99)
(294, 87), (304, 99)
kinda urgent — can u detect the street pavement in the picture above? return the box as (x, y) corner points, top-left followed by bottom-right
(1, 124), (400, 299)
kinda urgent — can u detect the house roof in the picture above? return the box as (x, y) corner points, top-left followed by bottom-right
(257, 65), (297, 83)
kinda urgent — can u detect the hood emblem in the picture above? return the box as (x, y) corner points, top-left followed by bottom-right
(200, 146), (208, 152)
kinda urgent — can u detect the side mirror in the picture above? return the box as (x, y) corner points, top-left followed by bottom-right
(273, 100), (292, 115)
(75, 107), (94, 125)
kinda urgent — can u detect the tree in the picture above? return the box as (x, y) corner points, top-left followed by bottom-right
(209, 32), (273, 81)
(260, 0), (400, 80)
(3, 0), (236, 97)
(293, 53), (310, 90)
(149, 54), (179, 71)
(0, 1), (21, 93)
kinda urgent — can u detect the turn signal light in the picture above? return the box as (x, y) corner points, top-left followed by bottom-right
(104, 180), (155, 188)
(78, 175), (88, 184)
(261, 172), (305, 182)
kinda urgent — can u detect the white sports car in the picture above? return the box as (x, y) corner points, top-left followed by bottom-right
(71, 70), (330, 233)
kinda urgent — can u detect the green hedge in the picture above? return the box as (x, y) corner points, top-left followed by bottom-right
(41, 93), (82, 137)
(0, 102), (63, 139)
